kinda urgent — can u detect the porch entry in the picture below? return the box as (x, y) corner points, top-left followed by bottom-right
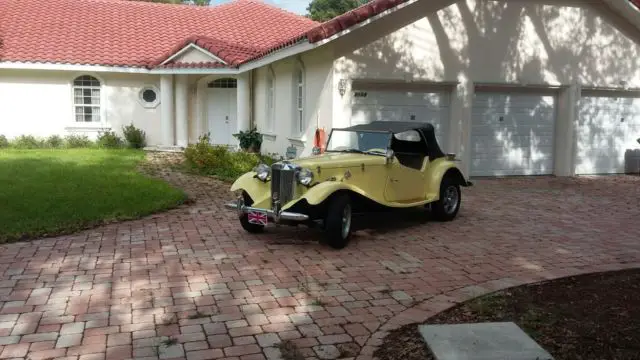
(207, 78), (237, 146)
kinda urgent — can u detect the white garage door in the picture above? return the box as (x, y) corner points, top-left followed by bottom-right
(350, 89), (450, 149)
(575, 94), (640, 175)
(471, 93), (556, 176)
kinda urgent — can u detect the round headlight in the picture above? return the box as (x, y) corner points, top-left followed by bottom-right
(254, 163), (271, 181)
(297, 168), (314, 186)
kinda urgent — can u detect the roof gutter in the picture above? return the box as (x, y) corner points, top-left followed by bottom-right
(237, 41), (316, 73)
(0, 61), (241, 74)
(0, 61), (153, 73)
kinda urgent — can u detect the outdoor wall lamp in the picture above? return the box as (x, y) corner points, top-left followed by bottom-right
(338, 79), (348, 97)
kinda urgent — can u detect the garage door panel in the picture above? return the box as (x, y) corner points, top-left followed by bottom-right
(351, 88), (450, 150)
(575, 95), (640, 175)
(471, 93), (556, 177)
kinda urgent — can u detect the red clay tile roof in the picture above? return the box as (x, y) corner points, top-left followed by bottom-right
(236, 0), (408, 65)
(0, 0), (318, 68)
(305, 0), (408, 43)
(2, 0), (638, 69)
(156, 36), (265, 67)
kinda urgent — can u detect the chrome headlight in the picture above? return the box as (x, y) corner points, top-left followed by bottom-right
(254, 163), (271, 181)
(297, 168), (314, 186)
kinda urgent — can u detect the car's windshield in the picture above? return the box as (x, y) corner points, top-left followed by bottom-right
(326, 129), (390, 155)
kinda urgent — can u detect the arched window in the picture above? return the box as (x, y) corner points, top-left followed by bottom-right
(293, 60), (305, 134)
(208, 78), (237, 88)
(266, 66), (276, 132)
(73, 75), (101, 123)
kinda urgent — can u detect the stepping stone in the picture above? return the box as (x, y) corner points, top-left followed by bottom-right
(419, 322), (554, 360)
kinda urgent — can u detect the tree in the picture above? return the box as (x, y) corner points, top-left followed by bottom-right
(306, 0), (370, 22)
(131, 0), (210, 5)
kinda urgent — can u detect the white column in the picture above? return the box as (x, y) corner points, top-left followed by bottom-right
(236, 72), (251, 135)
(554, 83), (579, 176)
(448, 76), (474, 177)
(175, 76), (189, 148)
(160, 75), (175, 146)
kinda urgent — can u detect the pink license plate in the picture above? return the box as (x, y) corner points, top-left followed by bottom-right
(247, 210), (268, 225)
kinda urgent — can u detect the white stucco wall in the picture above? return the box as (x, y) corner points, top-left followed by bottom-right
(0, 69), (164, 145)
(332, 0), (640, 175)
(335, 0), (640, 86)
(172, 46), (222, 64)
(254, 46), (335, 158)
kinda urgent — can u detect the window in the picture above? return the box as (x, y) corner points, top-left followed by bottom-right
(208, 78), (237, 88)
(266, 67), (275, 132)
(142, 89), (156, 102)
(73, 75), (101, 122)
(294, 61), (305, 134)
(138, 85), (160, 109)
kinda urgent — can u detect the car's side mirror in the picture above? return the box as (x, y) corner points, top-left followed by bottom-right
(385, 149), (394, 164)
(637, 137), (639, 145)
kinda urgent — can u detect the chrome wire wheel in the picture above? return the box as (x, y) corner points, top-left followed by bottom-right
(341, 204), (352, 239)
(443, 185), (459, 215)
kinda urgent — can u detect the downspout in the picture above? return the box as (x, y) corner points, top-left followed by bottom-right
(249, 69), (255, 130)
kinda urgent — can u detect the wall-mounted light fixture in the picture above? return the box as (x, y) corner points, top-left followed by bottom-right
(338, 79), (347, 97)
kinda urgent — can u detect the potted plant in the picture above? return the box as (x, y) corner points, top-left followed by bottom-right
(233, 127), (263, 153)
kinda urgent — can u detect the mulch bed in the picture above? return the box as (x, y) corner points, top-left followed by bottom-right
(374, 269), (640, 360)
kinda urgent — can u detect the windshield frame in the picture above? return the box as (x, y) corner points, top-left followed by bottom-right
(324, 128), (392, 156)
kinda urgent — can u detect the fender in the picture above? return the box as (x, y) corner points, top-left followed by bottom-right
(230, 172), (271, 208)
(425, 159), (472, 200)
(290, 181), (369, 207)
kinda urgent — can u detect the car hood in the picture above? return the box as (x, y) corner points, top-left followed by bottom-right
(287, 152), (385, 170)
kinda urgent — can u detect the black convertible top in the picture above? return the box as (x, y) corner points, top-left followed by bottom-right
(336, 121), (446, 160)
(340, 121), (435, 134)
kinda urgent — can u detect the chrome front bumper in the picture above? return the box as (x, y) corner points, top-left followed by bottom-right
(224, 198), (309, 223)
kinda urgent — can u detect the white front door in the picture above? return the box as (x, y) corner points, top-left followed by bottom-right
(207, 83), (237, 146)
(575, 94), (640, 175)
(350, 89), (450, 150)
(470, 92), (557, 177)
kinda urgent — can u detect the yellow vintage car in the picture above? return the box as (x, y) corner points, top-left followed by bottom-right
(225, 121), (473, 249)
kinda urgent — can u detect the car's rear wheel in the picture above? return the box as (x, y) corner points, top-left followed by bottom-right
(324, 193), (352, 249)
(431, 176), (461, 221)
(239, 191), (264, 233)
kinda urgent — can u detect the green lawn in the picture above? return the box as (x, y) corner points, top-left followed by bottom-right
(0, 149), (187, 243)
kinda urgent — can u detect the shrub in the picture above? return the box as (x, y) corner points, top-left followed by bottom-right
(184, 133), (278, 182)
(12, 135), (43, 149)
(0, 135), (8, 148)
(45, 135), (64, 148)
(65, 134), (94, 148)
(97, 130), (124, 149)
(122, 123), (147, 149)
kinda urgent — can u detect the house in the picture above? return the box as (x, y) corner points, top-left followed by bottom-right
(2, 0), (640, 177)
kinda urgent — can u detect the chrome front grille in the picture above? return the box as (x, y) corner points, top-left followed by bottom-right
(271, 163), (296, 210)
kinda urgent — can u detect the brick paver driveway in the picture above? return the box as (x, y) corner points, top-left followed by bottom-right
(1, 164), (640, 360)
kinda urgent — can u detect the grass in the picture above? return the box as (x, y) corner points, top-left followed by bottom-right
(0, 148), (187, 243)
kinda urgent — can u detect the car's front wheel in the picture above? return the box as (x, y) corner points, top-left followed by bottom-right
(324, 193), (352, 249)
(431, 176), (461, 221)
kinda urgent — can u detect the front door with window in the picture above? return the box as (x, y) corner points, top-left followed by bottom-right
(207, 78), (238, 146)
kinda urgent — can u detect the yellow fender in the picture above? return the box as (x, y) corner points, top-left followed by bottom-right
(230, 172), (271, 208)
(294, 181), (368, 207)
(425, 159), (470, 200)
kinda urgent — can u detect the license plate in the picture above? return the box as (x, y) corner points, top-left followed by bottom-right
(247, 210), (268, 225)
